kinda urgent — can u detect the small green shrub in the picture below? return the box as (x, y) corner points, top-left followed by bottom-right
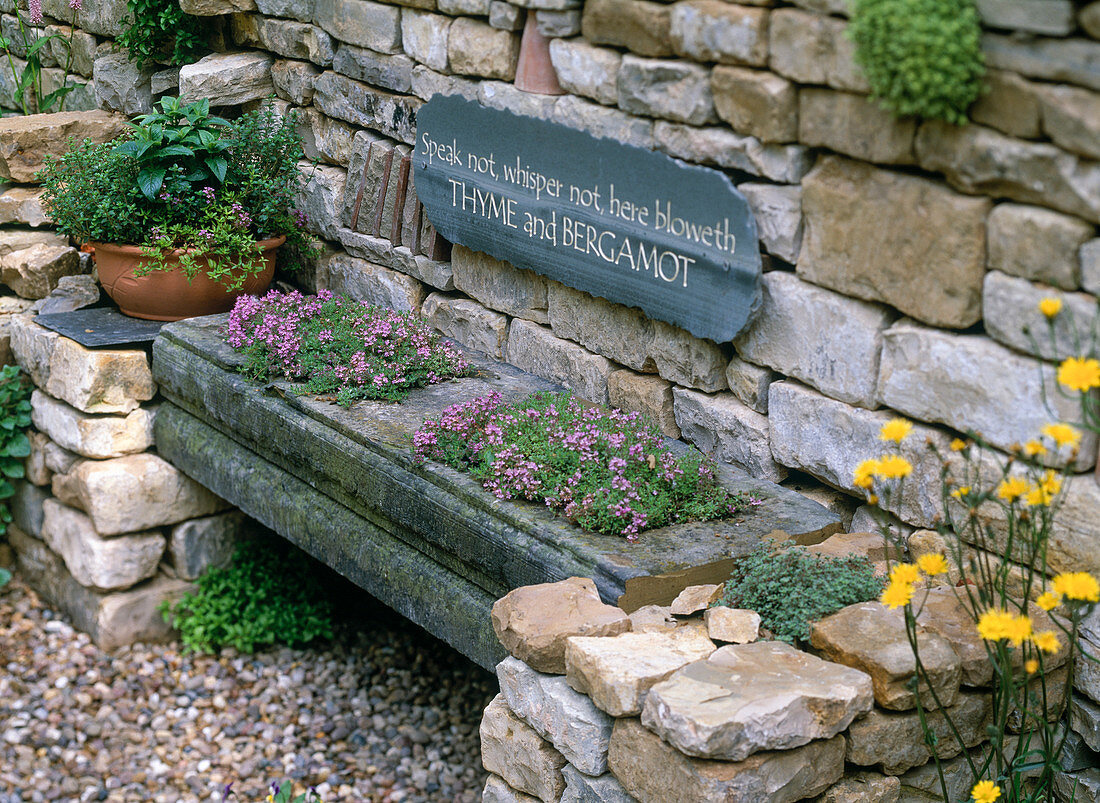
(717, 544), (884, 642)
(0, 365), (32, 538)
(117, 0), (210, 67)
(848, 0), (985, 124)
(161, 537), (335, 653)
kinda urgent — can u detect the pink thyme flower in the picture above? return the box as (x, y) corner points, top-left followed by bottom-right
(28, 0), (43, 24)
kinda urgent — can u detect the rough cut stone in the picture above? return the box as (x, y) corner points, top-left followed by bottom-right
(0, 110), (127, 183)
(654, 121), (813, 184)
(179, 52), (274, 106)
(25, 431), (53, 487)
(617, 56), (716, 126)
(987, 202), (1093, 290)
(421, 293), (508, 359)
(490, 2), (526, 31)
(768, 9), (868, 92)
(641, 641), (873, 760)
(313, 72), (420, 145)
(316, 252), (425, 312)
(1037, 83), (1100, 162)
(711, 66), (797, 143)
(438, 0), (488, 12)
(975, 0), (1074, 35)
(1, 244), (80, 299)
(37, 274), (100, 315)
(92, 54), (154, 115)
(448, 18), (519, 81)
(1085, 3), (1100, 39)
(30, 391), (154, 460)
(669, 584), (722, 616)
(402, 10), (451, 73)
(10, 314), (58, 386)
(725, 355), (774, 414)
(480, 695), (567, 803)
(480, 81), (559, 120)
(548, 39), (620, 107)
(805, 531), (899, 569)
(798, 155), (990, 328)
(497, 656), (614, 775)
(0, 230), (66, 256)
(45, 336), (155, 415)
(332, 45), (414, 94)
(799, 89), (916, 164)
(551, 95), (655, 151)
(337, 228), (454, 290)
(452, 245), (548, 322)
(810, 601), (961, 711)
(983, 271), (1098, 362)
(11, 481), (48, 538)
(815, 772), (900, 803)
(535, 9), (580, 37)
(607, 370), (680, 439)
(670, 1), (769, 67)
(295, 162), (346, 241)
(1073, 694), (1100, 753)
(245, 18), (336, 66)
(167, 512), (245, 581)
(704, 607), (760, 644)
(970, 69), (1043, 140)
(482, 775), (540, 803)
(258, 0), (313, 21)
(609, 718), (845, 803)
(565, 628), (716, 717)
(179, 0), (255, 12)
(581, 0), (672, 58)
(41, 499), (165, 592)
(0, 187), (50, 227)
(315, 0), (402, 53)
(561, 765), (637, 803)
(51, 453), (227, 536)
(491, 577), (630, 675)
(546, 283), (652, 372)
(1082, 240), (1100, 296)
(1054, 769), (1100, 803)
(507, 320), (613, 405)
(272, 59), (319, 105)
(672, 388), (786, 482)
(734, 271), (894, 408)
(982, 32), (1100, 94)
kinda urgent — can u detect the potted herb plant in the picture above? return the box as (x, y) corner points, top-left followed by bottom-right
(39, 96), (313, 321)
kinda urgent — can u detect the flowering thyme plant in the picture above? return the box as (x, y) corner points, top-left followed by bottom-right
(227, 290), (470, 405)
(414, 390), (757, 538)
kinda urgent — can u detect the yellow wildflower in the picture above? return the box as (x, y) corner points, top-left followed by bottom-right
(950, 486), (971, 500)
(1023, 440), (1047, 458)
(874, 455), (913, 480)
(880, 418), (914, 443)
(1036, 591), (1062, 611)
(890, 563), (921, 585)
(1025, 659), (1039, 674)
(1052, 571), (1100, 603)
(880, 580), (915, 609)
(1038, 298), (1063, 318)
(1026, 484), (1052, 507)
(977, 609), (1013, 641)
(996, 477), (1030, 503)
(1028, 470), (1063, 506)
(971, 780), (1001, 803)
(1058, 357), (1100, 393)
(867, 493), (878, 505)
(1032, 630), (1060, 654)
(853, 458), (880, 490)
(917, 553), (949, 576)
(1004, 614), (1033, 647)
(950, 438), (968, 452)
(1042, 422), (1082, 450)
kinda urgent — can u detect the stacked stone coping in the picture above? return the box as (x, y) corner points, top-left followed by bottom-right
(480, 566), (1100, 803)
(3, 312), (247, 650)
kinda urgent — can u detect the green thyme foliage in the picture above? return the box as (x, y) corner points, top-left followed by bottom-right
(117, 0), (209, 67)
(848, 0), (984, 124)
(0, 366), (32, 538)
(718, 545), (884, 642)
(161, 537), (335, 654)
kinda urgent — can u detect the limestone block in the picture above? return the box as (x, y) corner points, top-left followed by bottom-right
(337, 228), (454, 290)
(1083, 239), (1100, 295)
(180, 0), (256, 13)
(878, 320), (1096, 470)
(609, 718), (845, 803)
(1038, 84), (1100, 164)
(1054, 769), (1100, 803)
(1078, 636), (1100, 704)
(548, 38), (620, 106)
(0, 231), (66, 256)
(297, 109), (358, 167)
(51, 453), (227, 536)
(546, 283), (652, 372)
(798, 155), (990, 329)
(982, 32), (1100, 94)
(983, 271), (1098, 361)
(799, 89), (916, 165)
(670, 1), (769, 67)
(167, 512), (245, 581)
(314, 72), (421, 145)
(768, 8), (868, 93)
(815, 772), (900, 803)
(41, 499), (165, 591)
(31, 391), (154, 460)
(37, 274), (100, 315)
(987, 202), (1093, 290)
(251, 18), (335, 67)
(805, 531), (899, 570)
(0, 244), (80, 299)
(294, 162), (346, 241)
(740, 183), (802, 263)
(561, 765), (637, 803)
(507, 320), (613, 404)
(256, 0), (313, 21)
(402, 9), (451, 73)
(497, 656), (614, 775)
(565, 628), (716, 717)
(669, 584), (722, 616)
(10, 314), (58, 386)
(550, 96), (655, 151)
(92, 54), (154, 115)
(650, 321), (728, 392)
(490, 2), (526, 31)
(535, 9), (580, 37)
(272, 59), (319, 105)
(44, 336), (155, 415)
(491, 577), (630, 674)
(421, 293), (508, 358)
(25, 431), (53, 486)
(810, 601), (961, 711)
(1085, 2), (1100, 39)
(42, 0), (126, 36)
(607, 370), (680, 439)
(449, 18), (519, 81)
(439, 0), (487, 12)
(316, 252), (425, 312)
(653, 121), (813, 184)
(480, 81), (559, 119)
(480, 695), (566, 803)
(712, 66), (797, 144)
(0, 187), (50, 227)
(11, 480), (48, 538)
(725, 355), (774, 414)
(0, 110), (127, 183)
(975, 0), (1074, 35)
(332, 45), (414, 94)
(483, 775), (541, 803)
(970, 69), (1043, 140)
(704, 607), (760, 644)
(179, 52), (274, 106)
(315, 0), (402, 53)
(1073, 694), (1100, 752)
(452, 245), (548, 322)
(617, 56), (716, 126)
(581, 0), (672, 58)
(672, 387), (784, 481)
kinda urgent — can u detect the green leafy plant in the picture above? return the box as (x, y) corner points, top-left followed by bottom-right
(266, 781), (321, 803)
(848, 0), (985, 124)
(0, 366), (32, 539)
(0, 0), (82, 114)
(161, 537), (335, 653)
(117, 0), (209, 67)
(717, 544), (884, 641)
(0, 567), (11, 589)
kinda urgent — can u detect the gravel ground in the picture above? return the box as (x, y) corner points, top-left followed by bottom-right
(0, 575), (496, 803)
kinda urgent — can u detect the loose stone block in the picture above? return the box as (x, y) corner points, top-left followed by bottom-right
(653, 121), (813, 184)
(92, 53), (154, 115)
(704, 607), (760, 644)
(37, 274), (99, 315)
(799, 88), (916, 165)
(44, 337), (155, 415)
(628, 605), (680, 633)
(483, 775), (541, 803)
(983, 271), (1098, 362)
(810, 601), (961, 711)
(0, 187), (49, 227)
(448, 19), (520, 81)
(0, 110), (127, 184)
(402, 10), (451, 73)
(497, 656), (614, 775)
(507, 320), (613, 404)
(41, 499), (165, 591)
(798, 155), (990, 328)
(179, 52), (274, 106)
(0, 244), (80, 300)
(51, 453), (227, 536)
(167, 512), (245, 581)
(768, 8), (868, 92)
(970, 69), (1043, 140)
(711, 66), (797, 144)
(609, 718), (845, 803)
(316, 252), (425, 312)
(550, 96), (655, 151)
(607, 370), (680, 439)
(31, 391), (154, 460)
(491, 577), (631, 675)
(1038, 83), (1100, 162)
(480, 695), (567, 803)
(421, 293), (508, 359)
(805, 530), (899, 569)
(670, 1), (769, 67)
(672, 387), (785, 482)
(641, 641), (873, 760)
(561, 765), (637, 803)
(581, 0), (672, 58)
(815, 772), (900, 803)
(314, 0), (402, 53)
(0, 231), (66, 256)
(313, 72), (421, 144)
(669, 584), (722, 616)
(452, 245), (549, 323)
(617, 56), (716, 126)
(987, 202), (1093, 290)
(332, 45), (414, 94)
(272, 59), (319, 105)
(565, 628), (716, 717)
(548, 38), (621, 107)
(725, 355), (774, 414)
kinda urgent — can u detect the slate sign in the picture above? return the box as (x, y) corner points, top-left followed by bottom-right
(411, 95), (763, 343)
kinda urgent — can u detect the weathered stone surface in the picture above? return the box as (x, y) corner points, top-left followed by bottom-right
(256, 0), (313, 20)
(507, 320), (613, 404)
(672, 388), (785, 482)
(703, 607), (759, 644)
(1073, 694), (1100, 753)
(565, 628), (716, 716)
(561, 765), (637, 803)
(652, 322), (729, 393)
(642, 641), (873, 760)
(497, 656), (614, 775)
(482, 775), (541, 803)
(452, 245), (548, 322)
(983, 32), (1100, 93)
(734, 272), (894, 408)
(798, 155), (990, 329)
(332, 45), (414, 94)
(421, 293), (508, 359)
(491, 577), (630, 675)
(51, 453), (227, 536)
(410, 65), (480, 102)
(609, 718), (845, 803)
(805, 530), (899, 569)
(1083, 239), (1100, 296)
(814, 772), (900, 803)
(535, 9), (580, 37)
(167, 512), (245, 581)
(0, 231), (66, 256)
(1054, 769), (1100, 803)
(179, 52), (274, 106)
(550, 95), (655, 151)
(479, 81), (559, 119)
(402, 9), (451, 72)
(0, 187), (50, 227)
(975, 0), (1074, 34)
(987, 202), (1093, 290)
(0, 244), (80, 299)
(581, 0), (672, 58)
(240, 17), (336, 66)
(712, 66), (796, 144)
(449, 18), (519, 81)
(799, 88), (915, 164)
(272, 59), (319, 105)
(480, 695), (567, 803)
(617, 56), (716, 125)
(315, 0), (401, 53)
(316, 252), (425, 312)
(545, 283), (651, 372)
(548, 38), (620, 106)
(607, 370), (680, 439)
(670, 1), (769, 67)
(490, 2), (526, 31)
(906, 530), (961, 586)
(44, 337), (155, 415)
(768, 9), (867, 92)
(970, 69), (1043, 140)
(10, 314), (58, 386)
(810, 601), (961, 711)
(41, 499), (165, 591)
(983, 271), (1098, 361)
(26, 431), (53, 487)
(11, 480), (48, 538)
(294, 162), (346, 241)
(337, 228), (454, 290)
(0, 110), (126, 184)
(37, 274), (100, 315)
(1085, 2), (1100, 39)
(1080, 637), (1100, 704)
(654, 121), (814, 184)
(669, 583), (722, 616)
(31, 391), (154, 460)
(92, 53), (154, 115)
(878, 320), (1096, 470)
(1038, 83), (1100, 162)
(725, 355), (774, 415)
(313, 72), (420, 144)
(438, 0), (488, 13)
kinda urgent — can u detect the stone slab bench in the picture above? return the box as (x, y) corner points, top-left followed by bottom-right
(151, 315), (842, 670)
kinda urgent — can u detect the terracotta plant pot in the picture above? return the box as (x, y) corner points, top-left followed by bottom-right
(91, 236), (285, 322)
